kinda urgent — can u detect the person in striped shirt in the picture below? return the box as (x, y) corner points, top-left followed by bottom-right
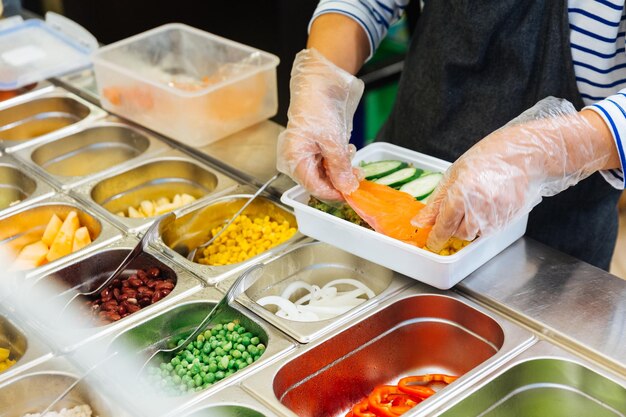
(277, 0), (626, 270)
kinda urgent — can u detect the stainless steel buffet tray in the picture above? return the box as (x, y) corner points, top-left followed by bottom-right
(0, 153), (55, 216)
(0, 314), (52, 385)
(427, 341), (626, 416)
(151, 193), (304, 285)
(12, 118), (171, 190)
(223, 239), (415, 343)
(26, 236), (205, 352)
(70, 150), (241, 235)
(0, 87), (106, 153)
(0, 194), (123, 278)
(243, 283), (536, 416)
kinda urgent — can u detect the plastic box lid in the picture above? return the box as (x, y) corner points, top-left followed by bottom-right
(0, 12), (97, 91)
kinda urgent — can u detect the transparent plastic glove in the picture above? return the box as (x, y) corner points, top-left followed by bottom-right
(277, 48), (364, 201)
(413, 97), (615, 252)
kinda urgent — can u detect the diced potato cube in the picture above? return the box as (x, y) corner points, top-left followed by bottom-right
(127, 206), (142, 218)
(181, 193), (196, 205)
(12, 240), (49, 270)
(46, 211), (79, 262)
(140, 200), (155, 217)
(72, 226), (92, 252)
(41, 214), (63, 246)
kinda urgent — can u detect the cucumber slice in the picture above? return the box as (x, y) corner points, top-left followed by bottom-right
(361, 160), (408, 180)
(374, 167), (423, 188)
(399, 173), (443, 199)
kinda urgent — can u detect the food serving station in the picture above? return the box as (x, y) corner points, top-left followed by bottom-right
(0, 12), (624, 417)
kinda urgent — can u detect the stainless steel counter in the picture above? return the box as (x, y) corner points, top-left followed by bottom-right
(458, 238), (626, 376)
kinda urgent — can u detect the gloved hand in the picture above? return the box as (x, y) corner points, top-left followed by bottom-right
(277, 48), (364, 201)
(413, 97), (617, 252)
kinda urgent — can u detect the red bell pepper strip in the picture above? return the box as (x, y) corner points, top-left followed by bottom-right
(368, 385), (421, 416)
(398, 374), (459, 399)
(351, 398), (377, 417)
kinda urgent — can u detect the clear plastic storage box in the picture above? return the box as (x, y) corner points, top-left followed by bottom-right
(281, 142), (529, 289)
(92, 23), (279, 146)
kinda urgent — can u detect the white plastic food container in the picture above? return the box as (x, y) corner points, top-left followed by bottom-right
(92, 23), (279, 146)
(281, 142), (529, 289)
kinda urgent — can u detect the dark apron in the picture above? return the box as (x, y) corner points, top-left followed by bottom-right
(378, 0), (621, 270)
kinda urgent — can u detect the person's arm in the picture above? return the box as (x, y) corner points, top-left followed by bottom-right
(307, 13), (370, 74)
(276, 1), (407, 200)
(413, 97), (622, 251)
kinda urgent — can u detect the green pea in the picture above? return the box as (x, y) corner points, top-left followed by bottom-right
(253, 355), (261, 362)
(197, 334), (205, 343)
(192, 348), (200, 356)
(165, 363), (174, 372)
(241, 337), (251, 346)
(237, 361), (247, 370)
(194, 340), (203, 349)
(237, 326), (245, 334)
(172, 375), (182, 384)
(226, 322), (235, 332)
(182, 375), (192, 383)
(242, 351), (250, 359)
(159, 362), (168, 371)
(201, 365), (209, 373)
(203, 330), (212, 339)
(192, 357), (201, 364)
(203, 373), (215, 384)
(246, 356), (253, 365)
(218, 330), (226, 337)
(247, 345), (258, 355)
(177, 338), (185, 346)
(208, 362), (218, 373)
(214, 324), (223, 331)
(177, 368), (186, 377)
(250, 337), (260, 345)
(257, 343), (266, 352)
(209, 351), (217, 358)
(191, 363), (201, 374)
(186, 379), (195, 389)
(218, 356), (229, 370)
(170, 357), (181, 366)
(193, 374), (203, 387)
(185, 352), (194, 363)
(243, 332), (253, 339)
(223, 342), (233, 352)
(202, 344), (212, 354)
(215, 347), (225, 356)
(202, 355), (211, 364)
(215, 371), (225, 380)
(232, 350), (242, 359)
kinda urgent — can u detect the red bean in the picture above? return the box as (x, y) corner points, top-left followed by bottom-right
(87, 266), (175, 324)
(155, 281), (174, 291)
(151, 291), (163, 304)
(128, 277), (142, 288)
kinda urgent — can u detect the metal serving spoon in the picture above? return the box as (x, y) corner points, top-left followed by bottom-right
(135, 263), (265, 376)
(182, 172), (282, 262)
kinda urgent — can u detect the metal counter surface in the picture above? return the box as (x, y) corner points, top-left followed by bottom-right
(458, 238), (626, 376)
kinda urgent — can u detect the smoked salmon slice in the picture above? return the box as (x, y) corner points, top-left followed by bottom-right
(343, 180), (431, 247)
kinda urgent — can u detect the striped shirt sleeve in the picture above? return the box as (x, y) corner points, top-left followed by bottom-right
(586, 90), (626, 189)
(309, 0), (410, 60)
